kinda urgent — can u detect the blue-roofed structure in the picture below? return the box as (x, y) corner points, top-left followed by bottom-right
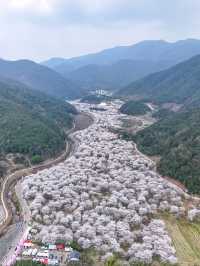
(68, 250), (80, 262)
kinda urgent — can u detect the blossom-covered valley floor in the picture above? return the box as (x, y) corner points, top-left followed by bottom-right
(19, 101), (200, 265)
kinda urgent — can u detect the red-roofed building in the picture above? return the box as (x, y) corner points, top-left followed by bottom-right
(56, 244), (65, 250)
(40, 258), (48, 265)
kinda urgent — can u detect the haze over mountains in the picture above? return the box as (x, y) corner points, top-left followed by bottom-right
(61, 59), (170, 90)
(43, 39), (200, 91)
(0, 59), (83, 99)
(1, 39), (200, 101)
(1, 39), (200, 104)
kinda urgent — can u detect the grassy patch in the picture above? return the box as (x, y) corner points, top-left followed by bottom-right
(162, 214), (200, 266)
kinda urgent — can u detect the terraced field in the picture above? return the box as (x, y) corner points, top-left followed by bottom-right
(163, 215), (200, 266)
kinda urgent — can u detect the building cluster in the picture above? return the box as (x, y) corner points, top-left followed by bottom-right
(20, 101), (196, 265)
(18, 240), (80, 265)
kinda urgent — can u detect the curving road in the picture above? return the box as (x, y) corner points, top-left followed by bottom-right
(0, 129), (73, 236)
(0, 112), (94, 265)
(0, 112), (94, 237)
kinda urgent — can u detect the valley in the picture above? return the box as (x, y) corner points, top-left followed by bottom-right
(2, 100), (200, 266)
(1, 0), (200, 264)
(1, 36), (200, 266)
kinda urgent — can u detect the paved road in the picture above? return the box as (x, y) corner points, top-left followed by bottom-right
(0, 130), (73, 234)
(0, 223), (26, 265)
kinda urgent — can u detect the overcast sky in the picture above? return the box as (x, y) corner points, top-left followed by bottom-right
(0, 0), (200, 61)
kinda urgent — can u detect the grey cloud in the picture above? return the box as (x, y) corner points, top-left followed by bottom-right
(0, 0), (200, 60)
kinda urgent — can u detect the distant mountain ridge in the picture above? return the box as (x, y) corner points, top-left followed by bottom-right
(0, 59), (83, 99)
(43, 39), (200, 69)
(42, 39), (200, 91)
(63, 59), (172, 90)
(42, 57), (67, 68)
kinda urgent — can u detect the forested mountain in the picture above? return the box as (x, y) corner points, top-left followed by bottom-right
(42, 39), (200, 91)
(62, 60), (171, 90)
(118, 55), (200, 107)
(0, 78), (77, 164)
(118, 53), (200, 194)
(117, 53), (200, 195)
(134, 108), (200, 194)
(0, 59), (83, 99)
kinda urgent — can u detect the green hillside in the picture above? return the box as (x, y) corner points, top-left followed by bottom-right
(134, 108), (200, 194)
(80, 94), (111, 104)
(120, 101), (151, 116)
(118, 55), (200, 107)
(0, 79), (77, 164)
